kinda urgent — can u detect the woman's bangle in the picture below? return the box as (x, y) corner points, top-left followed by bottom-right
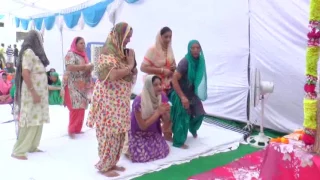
(161, 68), (164, 74)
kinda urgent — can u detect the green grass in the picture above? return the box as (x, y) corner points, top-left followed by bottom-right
(134, 117), (285, 180)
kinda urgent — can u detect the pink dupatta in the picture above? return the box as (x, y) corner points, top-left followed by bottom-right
(69, 37), (89, 64)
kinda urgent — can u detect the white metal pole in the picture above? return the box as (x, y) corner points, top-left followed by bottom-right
(260, 95), (264, 133)
(60, 28), (65, 73)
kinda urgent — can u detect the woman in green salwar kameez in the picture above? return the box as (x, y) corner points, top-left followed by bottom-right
(48, 72), (63, 105)
(170, 40), (207, 149)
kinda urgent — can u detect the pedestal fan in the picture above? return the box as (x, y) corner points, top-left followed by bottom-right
(246, 68), (275, 148)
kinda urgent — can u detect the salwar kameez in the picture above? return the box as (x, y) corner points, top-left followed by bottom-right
(95, 131), (125, 171)
(12, 48), (50, 156)
(13, 125), (43, 156)
(170, 91), (204, 147)
(64, 86), (85, 134)
(62, 51), (91, 135)
(170, 40), (207, 148)
(87, 79), (132, 171)
(87, 22), (135, 173)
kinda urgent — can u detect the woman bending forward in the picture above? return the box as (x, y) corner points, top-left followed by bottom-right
(170, 40), (207, 149)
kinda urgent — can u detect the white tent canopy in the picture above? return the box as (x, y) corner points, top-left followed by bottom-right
(0, 0), (311, 133)
(0, 0), (92, 18)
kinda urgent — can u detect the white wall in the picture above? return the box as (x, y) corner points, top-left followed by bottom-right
(0, 15), (17, 48)
(250, 0), (309, 132)
(116, 0), (250, 121)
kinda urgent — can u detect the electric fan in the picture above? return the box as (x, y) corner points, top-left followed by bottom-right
(246, 68), (274, 148)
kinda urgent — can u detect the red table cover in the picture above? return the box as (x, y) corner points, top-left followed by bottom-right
(188, 142), (320, 180)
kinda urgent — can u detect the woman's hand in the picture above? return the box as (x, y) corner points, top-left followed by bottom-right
(170, 63), (176, 71)
(60, 90), (64, 97)
(157, 103), (171, 115)
(163, 68), (173, 77)
(84, 64), (94, 72)
(31, 91), (41, 104)
(181, 96), (190, 109)
(126, 49), (135, 69)
(132, 68), (138, 75)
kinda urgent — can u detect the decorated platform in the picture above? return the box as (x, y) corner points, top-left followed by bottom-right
(189, 139), (320, 180)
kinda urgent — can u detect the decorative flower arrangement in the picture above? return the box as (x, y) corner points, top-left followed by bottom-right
(302, 0), (320, 145)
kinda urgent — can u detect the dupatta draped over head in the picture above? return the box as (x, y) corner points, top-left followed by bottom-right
(140, 75), (162, 119)
(0, 72), (12, 95)
(95, 22), (133, 82)
(186, 40), (207, 101)
(68, 37), (89, 64)
(15, 30), (49, 117)
(50, 72), (61, 86)
(143, 31), (176, 90)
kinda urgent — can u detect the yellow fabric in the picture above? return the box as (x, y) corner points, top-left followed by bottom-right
(304, 99), (317, 129)
(310, 0), (320, 20)
(306, 47), (319, 77)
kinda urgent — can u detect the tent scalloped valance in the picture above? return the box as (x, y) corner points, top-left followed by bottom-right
(14, 0), (140, 31)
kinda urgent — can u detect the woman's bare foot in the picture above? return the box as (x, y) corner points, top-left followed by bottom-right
(165, 136), (173, 142)
(112, 166), (126, 172)
(193, 134), (198, 138)
(68, 133), (75, 139)
(75, 132), (84, 134)
(11, 154), (28, 160)
(29, 149), (44, 153)
(125, 153), (131, 160)
(100, 170), (119, 177)
(180, 144), (189, 149)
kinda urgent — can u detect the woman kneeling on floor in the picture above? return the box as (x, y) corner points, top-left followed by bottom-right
(126, 75), (170, 162)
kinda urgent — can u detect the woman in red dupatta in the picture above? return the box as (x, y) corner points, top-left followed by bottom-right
(140, 27), (176, 141)
(61, 37), (93, 139)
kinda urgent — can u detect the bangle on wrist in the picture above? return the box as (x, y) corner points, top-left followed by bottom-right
(161, 68), (164, 74)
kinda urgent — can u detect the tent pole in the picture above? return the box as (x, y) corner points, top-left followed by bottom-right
(60, 27), (65, 73)
(247, 0), (251, 122)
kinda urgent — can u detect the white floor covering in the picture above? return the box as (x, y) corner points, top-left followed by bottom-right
(0, 104), (243, 180)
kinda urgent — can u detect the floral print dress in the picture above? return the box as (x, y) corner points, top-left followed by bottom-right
(61, 52), (91, 109)
(127, 94), (170, 163)
(18, 49), (49, 127)
(86, 74), (132, 171)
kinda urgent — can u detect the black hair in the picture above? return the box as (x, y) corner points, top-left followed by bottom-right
(160, 27), (172, 36)
(75, 37), (83, 44)
(152, 75), (162, 83)
(1, 43), (4, 47)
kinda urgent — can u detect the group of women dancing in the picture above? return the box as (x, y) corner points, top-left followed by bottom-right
(10, 22), (208, 177)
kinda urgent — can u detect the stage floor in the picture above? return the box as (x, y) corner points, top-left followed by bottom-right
(0, 104), (243, 180)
